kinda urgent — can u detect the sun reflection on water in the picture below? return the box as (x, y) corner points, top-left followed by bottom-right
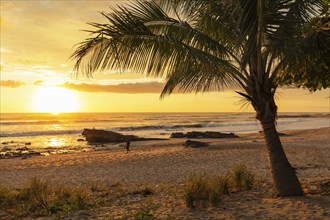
(48, 138), (63, 147)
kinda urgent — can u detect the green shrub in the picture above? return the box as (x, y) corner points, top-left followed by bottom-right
(1, 177), (94, 218)
(184, 173), (209, 208)
(0, 186), (16, 208)
(231, 164), (255, 190)
(47, 187), (92, 214)
(243, 172), (255, 190)
(119, 209), (156, 220)
(69, 188), (90, 210)
(208, 175), (230, 206)
(133, 209), (155, 219)
(90, 181), (105, 192)
(131, 186), (154, 197)
(184, 164), (255, 208)
(55, 186), (72, 200)
(18, 177), (49, 214)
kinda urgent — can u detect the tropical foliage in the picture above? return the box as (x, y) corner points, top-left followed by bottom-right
(71, 0), (329, 197)
(277, 16), (330, 91)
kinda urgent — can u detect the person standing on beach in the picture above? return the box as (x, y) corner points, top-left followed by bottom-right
(125, 140), (130, 153)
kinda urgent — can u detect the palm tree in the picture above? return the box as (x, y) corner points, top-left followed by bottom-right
(71, 0), (329, 197)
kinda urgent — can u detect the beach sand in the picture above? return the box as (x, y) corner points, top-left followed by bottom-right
(0, 127), (329, 219)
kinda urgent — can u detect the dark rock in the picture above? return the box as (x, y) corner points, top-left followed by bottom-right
(17, 146), (29, 151)
(25, 142), (31, 145)
(171, 131), (238, 139)
(170, 132), (185, 138)
(82, 128), (137, 143)
(205, 131), (237, 138)
(183, 140), (209, 148)
(186, 131), (205, 138)
(77, 138), (85, 142)
(1, 142), (8, 145)
(82, 128), (167, 143)
(28, 151), (41, 156)
(3, 152), (22, 158)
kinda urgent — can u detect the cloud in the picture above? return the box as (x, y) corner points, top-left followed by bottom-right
(1, 1), (129, 70)
(61, 81), (166, 94)
(33, 80), (44, 86)
(0, 80), (26, 88)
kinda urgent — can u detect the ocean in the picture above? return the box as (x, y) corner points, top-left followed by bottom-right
(0, 112), (329, 155)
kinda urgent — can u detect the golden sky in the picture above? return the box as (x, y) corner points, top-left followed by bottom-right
(0, 0), (329, 113)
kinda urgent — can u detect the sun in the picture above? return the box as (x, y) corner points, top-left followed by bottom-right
(33, 86), (80, 114)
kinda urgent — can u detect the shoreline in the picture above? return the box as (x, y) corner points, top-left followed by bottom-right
(1, 123), (329, 158)
(0, 127), (329, 187)
(0, 127), (329, 219)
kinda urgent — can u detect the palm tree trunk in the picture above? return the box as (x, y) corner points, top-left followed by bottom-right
(260, 119), (304, 197)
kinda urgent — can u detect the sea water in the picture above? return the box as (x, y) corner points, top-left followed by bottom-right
(0, 112), (329, 153)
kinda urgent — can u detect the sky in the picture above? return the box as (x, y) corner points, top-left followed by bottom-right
(0, 0), (329, 113)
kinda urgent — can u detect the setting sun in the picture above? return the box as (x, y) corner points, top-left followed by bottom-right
(32, 86), (80, 114)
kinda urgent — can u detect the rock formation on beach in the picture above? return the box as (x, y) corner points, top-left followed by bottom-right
(183, 139), (209, 148)
(82, 128), (166, 143)
(171, 131), (238, 139)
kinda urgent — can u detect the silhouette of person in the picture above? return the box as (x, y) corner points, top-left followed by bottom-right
(125, 140), (131, 153)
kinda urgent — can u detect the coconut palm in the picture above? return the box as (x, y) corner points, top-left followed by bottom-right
(71, 0), (329, 196)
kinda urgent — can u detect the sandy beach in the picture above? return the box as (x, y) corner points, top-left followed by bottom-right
(1, 127), (329, 219)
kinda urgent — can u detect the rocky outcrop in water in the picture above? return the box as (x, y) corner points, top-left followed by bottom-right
(0, 146), (41, 159)
(171, 131), (238, 139)
(82, 128), (166, 143)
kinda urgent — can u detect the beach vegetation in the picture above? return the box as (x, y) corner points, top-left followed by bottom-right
(0, 185), (16, 208)
(71, 0), (329, 197)
(0, 177), (94, 218)
(19, 176), (49, 211)
(208, 175), (230, 206)
(131, 186), (154, 197)
(184, 165), (254, 207)
(184, 172), (231, 207)
(231, 163), (255, 190)
(90, 180), (105, 192)
(117, 209), (157, 220)
(184, 173), (209, 208)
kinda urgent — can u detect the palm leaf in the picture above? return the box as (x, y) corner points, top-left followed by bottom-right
(71, 0), (248, 96)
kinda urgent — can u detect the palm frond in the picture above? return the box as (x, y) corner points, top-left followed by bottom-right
(71, 0), (247, 96)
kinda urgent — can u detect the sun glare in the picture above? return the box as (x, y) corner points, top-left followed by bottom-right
(33, 86), (80, 114)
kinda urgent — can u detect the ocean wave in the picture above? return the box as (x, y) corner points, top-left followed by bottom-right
(0, 119), (120, 126)
(113, 121), (257, 132)
(113, 124), (203, 131)
(0, 129), (82, 137)
(0, 120), (62, 125)
(278, 113), (330, 118)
